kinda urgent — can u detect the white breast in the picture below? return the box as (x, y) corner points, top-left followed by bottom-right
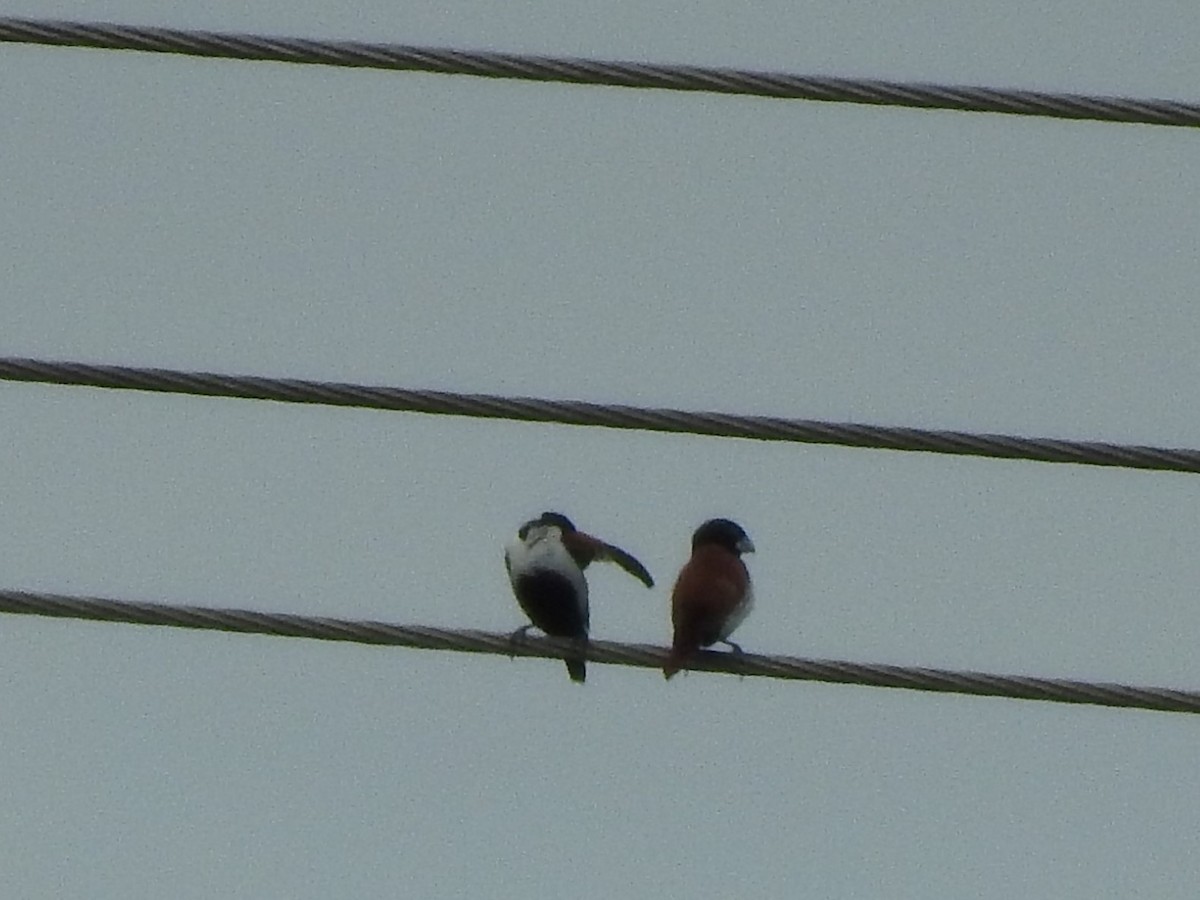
(505, 526), (589, 615)
(717, 580), (753, 641)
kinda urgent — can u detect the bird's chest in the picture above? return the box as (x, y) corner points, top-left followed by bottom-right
(717, 583), (753, 639)
(506, 538), (589, 605)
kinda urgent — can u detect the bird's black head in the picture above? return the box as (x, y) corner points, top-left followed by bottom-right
(538, 512), (576, 532)
(691, 518), (755, 556)
(518, 511), (577, 539)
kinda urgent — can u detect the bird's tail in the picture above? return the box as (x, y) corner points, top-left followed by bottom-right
(565, 638), (587, 683)
(662, 646), (688, 680)
(664, 617), (704, 680)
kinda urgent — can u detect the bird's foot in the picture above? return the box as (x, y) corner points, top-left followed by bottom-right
(508, 625), (534, 657)
(720, 640), (746, 680)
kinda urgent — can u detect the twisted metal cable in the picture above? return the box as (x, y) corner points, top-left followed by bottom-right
(2, 17), (1198, 127)
(4, 356), (1200, 474)
(1, 588), (1195, 713)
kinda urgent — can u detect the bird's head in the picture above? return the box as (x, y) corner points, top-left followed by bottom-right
(691, 518), (755, 556)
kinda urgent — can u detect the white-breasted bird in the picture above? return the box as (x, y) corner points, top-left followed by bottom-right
(505, 512), (653, 682)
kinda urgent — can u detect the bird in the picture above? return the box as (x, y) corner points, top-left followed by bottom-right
(505, 511), (654, 682)
(664, 518), (755, 679)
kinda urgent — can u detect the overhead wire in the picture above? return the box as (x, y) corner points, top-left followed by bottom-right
(2, 20), (1196, 704)
(1, 588), (1195, 713)
(1, 16), (1198, 127)
(2, 356), (1198, 474)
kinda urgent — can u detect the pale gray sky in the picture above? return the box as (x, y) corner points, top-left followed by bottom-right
(2, 2), (1199, 897)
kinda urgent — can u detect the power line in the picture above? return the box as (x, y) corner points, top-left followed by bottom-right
(3, 356), (1199, 475)
(1, 588), (1195, 713)
(1, 17), (1197, 128)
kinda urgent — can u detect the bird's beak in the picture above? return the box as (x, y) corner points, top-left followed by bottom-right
(738, 537), (756, 554)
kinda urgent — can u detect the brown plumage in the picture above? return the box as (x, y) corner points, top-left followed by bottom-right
(560, 530), (655, 589)
(664, 519), (755, 679)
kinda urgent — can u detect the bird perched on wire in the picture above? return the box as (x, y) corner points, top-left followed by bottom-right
(664, 518), (755, 679)
(505, 511), (654, 683)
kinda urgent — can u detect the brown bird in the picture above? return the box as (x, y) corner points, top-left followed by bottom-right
(505, 512), (654, 682)
(664, 518), (755, 679)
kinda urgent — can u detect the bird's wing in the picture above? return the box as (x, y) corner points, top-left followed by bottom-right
(561, 531), (654, 588)
(594, 540), (655, 588)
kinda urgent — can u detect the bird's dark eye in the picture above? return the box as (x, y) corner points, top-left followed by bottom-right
(518, 523), (532, 539)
